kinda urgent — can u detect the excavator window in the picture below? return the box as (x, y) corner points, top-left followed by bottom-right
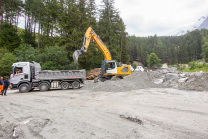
(108, 62), (115, 69)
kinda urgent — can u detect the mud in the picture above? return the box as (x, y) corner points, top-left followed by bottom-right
(0, 88), (208, 139)
(120, 115), (142, 124)
(1, 69), (208, 138)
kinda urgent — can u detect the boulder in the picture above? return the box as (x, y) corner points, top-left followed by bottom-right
(167, 67), (177, 73)
(178, 77), (188, 83)
(164, 73), (179, 82)
(153, 79), (163, 84)
(159, 69), (168, 74)
(179, 73), (186, 78)
(190, 72), (203, 78)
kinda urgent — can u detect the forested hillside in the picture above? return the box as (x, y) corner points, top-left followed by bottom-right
(0, 0), (129, 77)
(1, 0), (208, 77)
(128, 29), (208, 65)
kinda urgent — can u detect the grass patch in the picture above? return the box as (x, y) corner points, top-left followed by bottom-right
(181, 68), (208, 73)
(177, 61), (208, 73)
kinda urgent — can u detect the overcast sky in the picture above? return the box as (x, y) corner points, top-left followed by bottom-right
(96, 0), (208, 37)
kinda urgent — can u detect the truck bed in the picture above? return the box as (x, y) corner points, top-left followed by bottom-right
(35, 70), (86, 80)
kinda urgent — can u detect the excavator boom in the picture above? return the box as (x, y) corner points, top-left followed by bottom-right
(73, 27), (111, 63)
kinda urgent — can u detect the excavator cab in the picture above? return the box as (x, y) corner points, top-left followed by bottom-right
(106, 61), (117, 74)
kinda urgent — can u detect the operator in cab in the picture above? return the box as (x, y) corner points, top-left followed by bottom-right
(16, 69), (22, 74)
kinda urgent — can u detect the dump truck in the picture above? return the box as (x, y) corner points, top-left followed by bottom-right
(10, 61), (86, 93)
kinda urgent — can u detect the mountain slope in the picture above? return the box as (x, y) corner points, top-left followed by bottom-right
(176, 16), (207, 36)
(198, 16), (208, 30)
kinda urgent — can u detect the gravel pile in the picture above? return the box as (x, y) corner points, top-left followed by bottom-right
(83, 67), (208, 92)
(83, 72), (162, 92)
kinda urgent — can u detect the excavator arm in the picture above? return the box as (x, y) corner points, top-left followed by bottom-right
(73, 27), (131, 80)
(73, 27), (111, 63)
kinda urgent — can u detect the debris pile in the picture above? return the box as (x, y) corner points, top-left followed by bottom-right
(83, 67), (208, 92)
(83, 71), (160, 92)
(86, 68), (101, 80)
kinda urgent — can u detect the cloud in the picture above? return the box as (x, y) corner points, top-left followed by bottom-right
(111, 0), (208, 36)
(18, 0), (208, 37)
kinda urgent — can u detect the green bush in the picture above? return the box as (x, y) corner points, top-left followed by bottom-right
(133, 62), (137, 70)
(0, 52), (16, 77)
(188, 61), (196, 70)
(0, 23), (21, 51)
(37, 45), (77, 70)
(197, 64), (203, 68)
(147, 53), (161, 68)
(14, 43), (39, 62)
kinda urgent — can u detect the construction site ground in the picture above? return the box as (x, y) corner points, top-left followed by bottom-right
(1, 70), (208, 139)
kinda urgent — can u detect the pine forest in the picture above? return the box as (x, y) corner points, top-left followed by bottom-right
(0, 0), (208, 77)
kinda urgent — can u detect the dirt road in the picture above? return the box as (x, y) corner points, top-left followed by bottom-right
(0, 88), (208, 139)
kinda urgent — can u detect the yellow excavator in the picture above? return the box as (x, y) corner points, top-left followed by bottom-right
(73, 27), (131, 82)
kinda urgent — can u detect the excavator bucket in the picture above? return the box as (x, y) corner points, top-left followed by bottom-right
(73, 50), (82, 63)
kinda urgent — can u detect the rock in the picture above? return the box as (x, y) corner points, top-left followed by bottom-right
(165, 73), (179, 81)
(190, 72), (203, 78)
(159, 69), (168, 74)
(178, 77), (188, 83)
(167, 67), (177, 73)
(0, 130), (3, 137)
(179, 73), (186, 78)
(153, 79), (163, 84)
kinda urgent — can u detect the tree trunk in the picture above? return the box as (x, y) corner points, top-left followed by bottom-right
(27, 16), (29, 30)
(38, 11), (40, 53)
(51, 20), (53, 37)
(25, 14), (26, 29)
(34, 22), (36, 43)
(30, 16), (33, 33)
(16, 10), (19, 32)
(47, 18), (50, 37)
(120, 33), (123, 62)
(0, 5), (3, 31)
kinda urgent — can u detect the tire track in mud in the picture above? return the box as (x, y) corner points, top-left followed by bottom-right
(0, 103), (17, 122)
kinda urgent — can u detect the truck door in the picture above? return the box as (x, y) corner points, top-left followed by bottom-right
(12, 66), (29, 82)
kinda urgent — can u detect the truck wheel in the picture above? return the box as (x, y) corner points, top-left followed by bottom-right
(72, 81), (80, 89)
(61, 82), (69, 90)
(19, 84), (30, 93)
(39, 83), (49, 91)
